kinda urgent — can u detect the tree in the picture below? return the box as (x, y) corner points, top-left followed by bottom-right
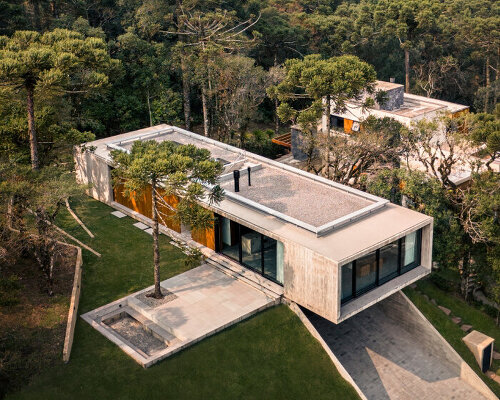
(465, 106), (500, 170)
(268, 54), (376, 177)
(308, 116), (404, 185)
(400, 117), (481, 189)
(249, 6), (305, 68)
(453, 1), (500, 112)
(267, 65), (286, 135)
(166, 8), (260, 137)
(0, 29), (119, 169)
(0, 163), (85, 295)
(374, 0), (442, 93)
(111, 140), (224, 298)
(211, 54), (268, 143)
(366, 168), (463, 273)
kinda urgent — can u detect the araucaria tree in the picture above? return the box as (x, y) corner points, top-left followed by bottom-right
(111, 140), (224, 299)
(0, 29), (118, 169)
(268, 54), (376, 176)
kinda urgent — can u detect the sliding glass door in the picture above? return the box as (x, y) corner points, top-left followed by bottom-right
(220, 216), (240, 261)
(216, 214), (284, 285)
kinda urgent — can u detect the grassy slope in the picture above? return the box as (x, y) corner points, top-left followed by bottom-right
(8, 196), (359, 400)
(404, 280), (500, 398)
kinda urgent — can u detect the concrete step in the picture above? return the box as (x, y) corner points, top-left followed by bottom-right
(127, 296), (187, 341)
(206, 255), (283, 301)
(124, 306), (179, 346)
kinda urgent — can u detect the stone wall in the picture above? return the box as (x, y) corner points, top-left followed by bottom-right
(378, 86), (404, 111)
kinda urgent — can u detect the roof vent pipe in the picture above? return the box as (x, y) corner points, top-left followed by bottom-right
(233, 170), (240, 192)
(390, 77), (395, 83)
(247, 166), (252, 186)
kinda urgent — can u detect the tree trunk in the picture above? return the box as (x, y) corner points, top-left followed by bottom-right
(181, 61), (191, 130)
(146, 88), (153, 126)
(322, 95), (331, 179)
(484, 56), (490, 113)
(274, 98), (280, 135)
(151, 180), (162, 299)
(26, 84), (39, 170)
(404, 48), (410, 93)
(274, 53), (280, 135)
(202, 85), (209, 137)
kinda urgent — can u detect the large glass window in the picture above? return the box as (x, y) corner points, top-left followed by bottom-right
(341, 229), (423, 305)
(341, 263), (353, 302)
(401, 230), (421, 273)
(216, 214), (284, 285)
(355, 251), (377, 295)
(263, 236), (277, 280)
(379, 242), (399, 283)
(241, 225), (262, 271)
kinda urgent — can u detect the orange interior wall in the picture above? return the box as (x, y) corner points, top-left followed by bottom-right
(190, 212), (215, 250)
(344, 119), (354, 134)
(113, 181), (181, 233)
(114, 180), (153, 219)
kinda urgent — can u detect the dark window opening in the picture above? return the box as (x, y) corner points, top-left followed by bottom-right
(341, 229), (423, 305)
(216, 214), (284, 285)
(330, 115), (344, 130)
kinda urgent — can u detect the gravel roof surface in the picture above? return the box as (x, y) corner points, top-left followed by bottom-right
(116, 128), (375, 227)
(220, 165), (374, 227)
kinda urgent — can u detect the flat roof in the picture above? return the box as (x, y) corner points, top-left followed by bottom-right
(219, 164), (373, 227)
(83, 125), (431, 261)
(339, 85), (469, 121)
(98, 125), (386, 236)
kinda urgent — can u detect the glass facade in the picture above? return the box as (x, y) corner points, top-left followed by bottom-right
(341, 229), (422, 304)
(216, 215), (284, 285)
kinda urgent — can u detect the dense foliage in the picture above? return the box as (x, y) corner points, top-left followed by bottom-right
(0, 0), (498, 161)
(0, 0), (498, 303)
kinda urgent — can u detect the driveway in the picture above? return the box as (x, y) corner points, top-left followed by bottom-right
(304, 295), (489, 400)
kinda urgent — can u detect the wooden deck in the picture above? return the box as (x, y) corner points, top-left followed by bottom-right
(272, 133), (292, 148)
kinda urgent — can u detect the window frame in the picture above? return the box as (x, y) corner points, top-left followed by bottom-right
(340, 228), (423, 305)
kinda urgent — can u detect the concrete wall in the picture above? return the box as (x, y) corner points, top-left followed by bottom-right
(74, 149), (113, 204)
(283, 242), (339, 323)
(336, 220), (433, 322)
(380, 292), (497, 400)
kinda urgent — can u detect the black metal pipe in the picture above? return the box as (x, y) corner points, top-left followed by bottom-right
(233, 170), (240, 192)
(247, 166), (251, 186)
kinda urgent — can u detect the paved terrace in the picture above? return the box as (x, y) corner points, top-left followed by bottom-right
(82, 264), (280, 367)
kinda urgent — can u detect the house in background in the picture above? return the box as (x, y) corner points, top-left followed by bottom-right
(279, 80), (499, 186)
(321, 80), (469, 134)
(75, 125), (433, 324)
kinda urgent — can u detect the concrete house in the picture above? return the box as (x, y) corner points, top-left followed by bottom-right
(320, 80), (469, 133)
(279, 80), (499, 185)
(75, 124), (433, 324)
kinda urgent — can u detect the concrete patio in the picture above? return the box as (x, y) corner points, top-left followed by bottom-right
(82, 264), (281, 367)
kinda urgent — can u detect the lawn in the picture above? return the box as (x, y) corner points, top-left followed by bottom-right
(7, 196), (359, 400)
(404, 278), (500, 398)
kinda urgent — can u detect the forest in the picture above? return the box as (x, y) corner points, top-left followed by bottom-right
(0, 0), (499, 323)
(0, 0), (499, 397)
